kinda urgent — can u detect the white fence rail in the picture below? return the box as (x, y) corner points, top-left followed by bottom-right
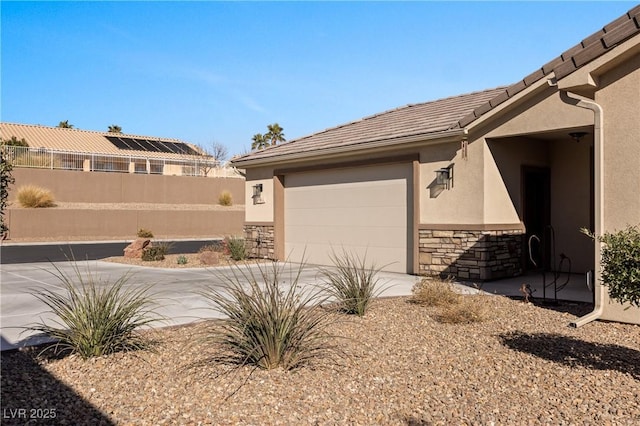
(0, 145), (243, 178)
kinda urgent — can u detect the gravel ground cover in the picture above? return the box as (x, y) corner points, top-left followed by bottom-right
(2, 294), (639, 425)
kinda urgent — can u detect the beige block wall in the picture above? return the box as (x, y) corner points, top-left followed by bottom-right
(6, 168), (245, 241)
(5, 209), (244, 240)
(10, 168), (245, 205)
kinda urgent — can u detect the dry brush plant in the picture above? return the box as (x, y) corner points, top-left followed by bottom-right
(16, 184), (55, 208)
(320, 250), (387, 316)
(411, 277), (489, 324)
(218, 190), (233, 206)
(198, 262), (341, 370)
(26, 262), (162, 359)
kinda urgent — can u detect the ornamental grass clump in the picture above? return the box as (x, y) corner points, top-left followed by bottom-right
(411, 277), (462, 307)
(16, 184), (55, 208)
(411, 278), (489, 324)
(199, 262), (338, 370)
(320, 250), (386, 316)
(26, 263), (162, 359)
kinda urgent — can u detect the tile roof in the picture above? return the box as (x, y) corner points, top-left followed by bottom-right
(233, 5), (640, 167)
(0, 122), (201, 160)
(455, 4), (640, 128)
(232, 87), (506, 164)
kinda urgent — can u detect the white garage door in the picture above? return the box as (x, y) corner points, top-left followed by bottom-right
(284, 163), (412, 273)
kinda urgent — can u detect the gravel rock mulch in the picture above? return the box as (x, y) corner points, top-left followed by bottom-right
(2, 295), (639, 425)
(101, 252), (267, 269)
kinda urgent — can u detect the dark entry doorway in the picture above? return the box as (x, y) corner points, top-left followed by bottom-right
(522, 166), (551, 270)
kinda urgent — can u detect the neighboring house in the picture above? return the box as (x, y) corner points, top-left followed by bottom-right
(232, 6), (640, 325)
(0, 123), (225, 177)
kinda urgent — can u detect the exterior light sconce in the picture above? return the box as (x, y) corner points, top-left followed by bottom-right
(569, 132), (588, 143)
(252, 183), (265, 205)
(435, 165), (453, 190)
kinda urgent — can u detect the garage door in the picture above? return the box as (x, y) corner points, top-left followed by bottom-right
(284, 163), (412, 273)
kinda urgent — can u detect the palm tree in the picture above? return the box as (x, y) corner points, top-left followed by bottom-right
(58, 120), (74, 129)
(265, 123), (285, 146)
(251, 133), (268, 151)
(108, 125), (122, 134)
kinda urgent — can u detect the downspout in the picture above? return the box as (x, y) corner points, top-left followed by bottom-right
(556, 88), (605, 327)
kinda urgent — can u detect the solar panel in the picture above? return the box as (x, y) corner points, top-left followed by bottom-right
(105, 136), (200, 155)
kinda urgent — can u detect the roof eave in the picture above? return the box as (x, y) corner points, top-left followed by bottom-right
(231, 128), (465, 168)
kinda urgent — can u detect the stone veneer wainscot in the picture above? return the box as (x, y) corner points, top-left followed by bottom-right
(244, 224), (275, 259)
(419, 229), (523, 280)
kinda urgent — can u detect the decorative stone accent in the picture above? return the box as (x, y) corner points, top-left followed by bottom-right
(124, 238), (151, 259)
(244, 224), (275, 259)
(199, 251), (220, 265)
(419, 229), (523, 281)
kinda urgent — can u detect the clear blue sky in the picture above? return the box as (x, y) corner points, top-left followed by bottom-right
(1, 1), (636, 156)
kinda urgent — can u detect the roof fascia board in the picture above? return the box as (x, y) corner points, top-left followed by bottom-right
(462, 78), (552, 134)
(232, 128), (465, 168)
(557, 33), (640, 92)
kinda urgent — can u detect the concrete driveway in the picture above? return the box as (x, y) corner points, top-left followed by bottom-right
(1, 260), (423, 351)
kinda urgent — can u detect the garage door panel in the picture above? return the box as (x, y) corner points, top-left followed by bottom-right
(286, 183), (406, 209)
(285, 164), (411, 273)
(286, 206), (407, 227)
(286, 225), (406, 247)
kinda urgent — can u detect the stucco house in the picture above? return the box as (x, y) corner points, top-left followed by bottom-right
(231, 6), (640, 325)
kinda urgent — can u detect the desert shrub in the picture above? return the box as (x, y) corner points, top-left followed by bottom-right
(218, 190), (233, 206)
(177, 255), (188, 265)
(16, 184), (55, 208)
(199, 262), (338, 370)
(0, 153), (14, 238)
(224, 236), (246, 261)
(584, 226), (640, 307)
(411, 277), (462, 307)
(142, 243), (171, 261)
(320, 250), (385, 316)
(137, 228), (154, 238)
(433, 296), (489, 324)
(26, 263), (161, 359)
(411, 278), (489, 324)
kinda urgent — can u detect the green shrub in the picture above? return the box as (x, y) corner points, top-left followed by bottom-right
(142, 243), (171, 261)
(584, 226), (640, 307)
(199, 262), (338, 370)
(224, 236), (246, 261)
(16, 184), (55, 208)
(1, 136), (29, 147)
(320, 250), (386, 316)
(177, 255), (188, 265)
(26, 263), (161, 359)
(137, 228), (154, 238)
(218, 190), (233, 206)
(0, 153), (14, 238)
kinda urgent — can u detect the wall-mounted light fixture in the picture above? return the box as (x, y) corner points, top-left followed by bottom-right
(435, 165), (453, 190)
(569, 131), (588, 143)
(252, 183), (264, 205)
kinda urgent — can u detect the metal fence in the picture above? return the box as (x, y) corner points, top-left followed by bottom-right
(0, 145), (243, 178)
